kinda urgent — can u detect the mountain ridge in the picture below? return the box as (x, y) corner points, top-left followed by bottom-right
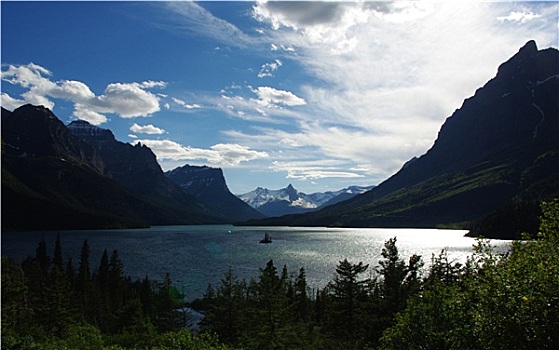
(242, 41), (559, 238)
(237, 184), (374, 217)
(67, 119), (223, 224)
(165, 164), (265, 222)
(1, 105), (226, 230)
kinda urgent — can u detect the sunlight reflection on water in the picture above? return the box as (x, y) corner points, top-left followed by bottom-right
(2, 225), (511, 300)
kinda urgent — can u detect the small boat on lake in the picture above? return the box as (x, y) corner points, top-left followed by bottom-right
(259, 232), (272, 244)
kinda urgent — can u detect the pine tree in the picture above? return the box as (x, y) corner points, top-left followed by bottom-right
(377, 238), (423, 317)
(327, 259), (370, 345)
(53, 233), (64, 272)
(108, 249), (125, 312)
(1, 257), (33, 347)
(36, 238), (50, 275)
(206, 267), (245, 343)
(294, 267), (310, 322)
(77, 239), (93, 321)
(154, 272), (183, 332)
(252, 259), (292, 349)
(96, 249), (112, 332)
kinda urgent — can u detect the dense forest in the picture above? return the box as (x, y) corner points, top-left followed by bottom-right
(2, 199), (558, 349)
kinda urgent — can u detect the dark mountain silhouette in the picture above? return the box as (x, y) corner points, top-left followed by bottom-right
(245, 41), (559, 239)
(165, 164), (265, 222)
(2, 105), (106, 175)
(67, 120), (220, 223)
(1, 105), (222, 230)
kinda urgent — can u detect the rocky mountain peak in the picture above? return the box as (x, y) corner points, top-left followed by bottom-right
(166, 164), (265, 222)
(1, 104), (106, 175)
(166, 164), (228, 197)
(67, 120), (116, 148)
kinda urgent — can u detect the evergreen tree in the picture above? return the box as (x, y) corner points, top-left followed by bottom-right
(66, 257), (75, 284)
(327, 259), (370, 346)
(294, 267), (311, 322)
(96, 249), (112, 332)
(380, 199), (559, 350)
(248, 259), (291, 349)
(138, 275), (155, 318)
(53, 233), (64, 272)
(377, 238), (423, 317)
(204, 267), (245, 344)
(36, 238), (51, 275)
(37, 267), (75, 337)
(154, 272), (183, 332)
(77, 239), (93, 321)
(108, 249), (125, 312)
(1, 257), (33, 348)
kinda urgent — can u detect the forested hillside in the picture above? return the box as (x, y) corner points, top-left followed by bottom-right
(2, 200), (558, 349)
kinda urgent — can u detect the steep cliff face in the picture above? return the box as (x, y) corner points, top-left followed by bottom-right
(68, 120), (161, 191)
(368, 40), (558, 199)
(166, 164), (265, 222)
(248, 41), (559, 236)
(2, 105), (106, 175)
(68, 120), (222, 224)
(166, 165), (229, 198)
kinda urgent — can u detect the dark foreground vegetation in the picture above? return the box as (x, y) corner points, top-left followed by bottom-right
(2, 199), (558, 349)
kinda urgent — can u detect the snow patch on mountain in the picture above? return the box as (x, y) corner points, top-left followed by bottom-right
(237, 184), (374, 217)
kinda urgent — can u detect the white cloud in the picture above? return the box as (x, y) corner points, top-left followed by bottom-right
(245, 1), (558, 183)
(163, 1), (258, 48)
(133, 139), (269, 167)
(73, 104), (108, 125)
(498, 11), (541, 23)
(215, 84), (309, 124)
(253, 1), (369, 54)
(1, 63), (164, 123)
(92, 82), (161, 118)
(1, 93), (27, 111)
(252, 86), (306, 107)
(172, 97), (202, 109)
(130, 123), (166, 135)
(138, 80), (167, 89)
(270, 160), (364, 180)
(258, 59), (283, 78)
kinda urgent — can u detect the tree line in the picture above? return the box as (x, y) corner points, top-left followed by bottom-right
(2, 199), (558, 349)
(194, 199), (559, 349)
(1, 236), (231, 349)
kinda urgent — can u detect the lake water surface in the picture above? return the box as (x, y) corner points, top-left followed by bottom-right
(1, 225), (511, 300)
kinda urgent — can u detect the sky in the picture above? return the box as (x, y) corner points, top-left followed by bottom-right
(1, 1), (558, 194)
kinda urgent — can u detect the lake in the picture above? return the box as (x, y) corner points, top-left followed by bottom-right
(1, 225), (512, 300)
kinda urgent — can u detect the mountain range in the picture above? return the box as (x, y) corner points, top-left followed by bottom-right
(237, 184), (374, 217)
(2, 41), (556, 238)
(165, 164), (265, 222)
(243, 41), (559, 239)
(1, 106), (262, 230)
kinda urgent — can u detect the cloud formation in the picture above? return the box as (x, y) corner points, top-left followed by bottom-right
(172, 97), (202, 109)
(133, 139), (269, 167)
(497, 11), (541, 23)
(130, 123), (166, 135)
(244, 0), (559, 184)
(163, 1), (257, 48)
(253, 86), (306, 107)
(258, 59), (283, 78)
(1, 63), (164, 125)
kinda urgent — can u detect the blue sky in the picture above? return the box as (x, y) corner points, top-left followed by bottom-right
(2, 1), (558, 194)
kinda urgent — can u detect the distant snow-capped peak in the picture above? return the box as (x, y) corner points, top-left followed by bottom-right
(237, 184), (373, 210)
